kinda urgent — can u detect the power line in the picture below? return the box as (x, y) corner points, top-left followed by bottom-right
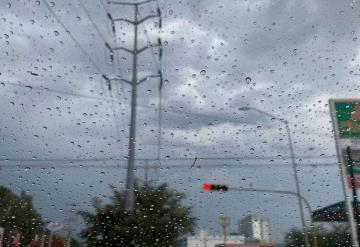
(99, 0), (109, 13)
(42, 0), (105, 75)
(77, 0), (109, 44)
(138, 10), (161, 70)
(104, 0), (128, 136)
(0, 154), (336, 163)
(0, 162), (338, 169)
(2, 80), (335, 146)
(44, 0), (127, 148)
(1, 81), (110, 102)
(138, 6), (164, 165)
(2, 80), (250, 123)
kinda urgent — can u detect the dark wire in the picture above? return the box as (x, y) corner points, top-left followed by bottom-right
(77, 0), (109, 44)
(42, 0), (105, 75)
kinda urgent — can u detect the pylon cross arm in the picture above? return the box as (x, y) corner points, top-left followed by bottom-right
(137, 15), (160, 25)
(138, 74), (160, 85)
(138, 43), (161, 54)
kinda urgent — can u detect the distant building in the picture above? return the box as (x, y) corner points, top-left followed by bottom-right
(186, 230), (245, 247)
(238, 215), (271, 243)
(215, 244), (276, 247)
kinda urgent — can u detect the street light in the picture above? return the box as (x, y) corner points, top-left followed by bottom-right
(219, 216), (230, 246)
(238, 106), (310, 247)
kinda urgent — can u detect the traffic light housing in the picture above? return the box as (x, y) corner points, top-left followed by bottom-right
(202, 183), (229, 192)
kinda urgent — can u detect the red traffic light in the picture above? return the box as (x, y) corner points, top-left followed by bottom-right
(202, 183), (229, 192)
(203, 183), (212, 191)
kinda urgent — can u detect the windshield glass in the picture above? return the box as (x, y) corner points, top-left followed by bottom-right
(0, 0), (359, 247)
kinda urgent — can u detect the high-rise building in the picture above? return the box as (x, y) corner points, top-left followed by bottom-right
(238, 215), (271, 243)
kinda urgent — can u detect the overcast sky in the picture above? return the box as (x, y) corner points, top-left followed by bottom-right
(1, 0), (360, 244)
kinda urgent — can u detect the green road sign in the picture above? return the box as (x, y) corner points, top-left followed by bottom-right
(334, 101), (360, 138)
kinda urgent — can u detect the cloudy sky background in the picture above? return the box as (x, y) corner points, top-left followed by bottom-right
(0, 0), (360, 243)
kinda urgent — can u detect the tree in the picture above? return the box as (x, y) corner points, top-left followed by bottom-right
(79, 182), (195, 246)
(284, 223), (352, 247)
(0, 186), (43, 245)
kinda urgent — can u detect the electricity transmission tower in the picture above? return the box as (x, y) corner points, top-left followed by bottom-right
(104, 0), (163, 211)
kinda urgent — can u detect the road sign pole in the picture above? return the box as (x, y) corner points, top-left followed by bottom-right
(330, 99), (359, 247)
(347, 146), (360, 239)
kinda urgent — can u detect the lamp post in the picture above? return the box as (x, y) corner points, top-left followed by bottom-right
(238, 106), (310, 247)
(219, 216), (230, 246)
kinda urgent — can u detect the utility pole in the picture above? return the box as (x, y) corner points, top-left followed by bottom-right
(105, 0), (162, 211)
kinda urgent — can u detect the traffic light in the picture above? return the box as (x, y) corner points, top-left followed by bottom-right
(202, 183), (229, 192)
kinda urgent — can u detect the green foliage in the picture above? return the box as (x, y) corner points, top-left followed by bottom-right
(79, 183), (195, 246)
(284, 223), (352, 247)
(0, 186), (43, 245)
(70, 238), (81, 247)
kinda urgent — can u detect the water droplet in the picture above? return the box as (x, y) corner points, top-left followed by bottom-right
(191, 74), (196, 78)
(35, 0), (40, 5)
(200, 70), (206, 75)
(56, 96), (61, 100)
(25, 85), (33, 90)
(54, 30), (60, 36)
(49, 1), (55, 7)
(245, 77), (252, 84)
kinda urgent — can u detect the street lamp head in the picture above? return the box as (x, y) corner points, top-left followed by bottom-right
(219, 216), (230, 228)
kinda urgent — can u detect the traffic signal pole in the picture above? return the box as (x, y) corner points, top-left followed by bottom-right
(203, 184), (318, 247)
